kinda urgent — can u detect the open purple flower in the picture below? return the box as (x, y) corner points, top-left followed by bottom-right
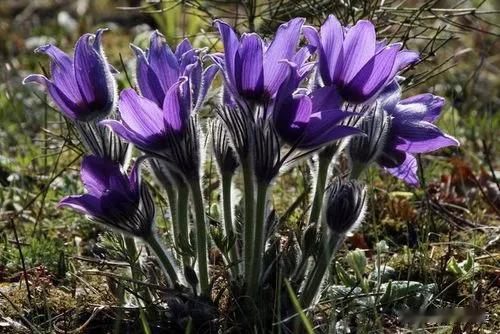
(59, 155), (154, 238)
(213, 18), (306, 104)
(377, 83), (459, 186)
(303, 15), (419, 104)
(23, 29), (117, 122)
(131, 31), (218, 111)
(272, 63), (362, 149)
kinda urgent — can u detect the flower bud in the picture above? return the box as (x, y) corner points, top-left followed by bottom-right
(210, 120), (239, 175)
(323, 178), (367, 234)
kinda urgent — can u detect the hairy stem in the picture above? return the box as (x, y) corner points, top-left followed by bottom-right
(309, 150), (334, 225)
(144, 233), (179, 286)
(222, 172), (240, 276)
(242, 157), (256, 282)
(177, 182), (191, 269)
(299, 231), (344, 308)
(248, 182), (269, 296)
(188, 179), (209, 295)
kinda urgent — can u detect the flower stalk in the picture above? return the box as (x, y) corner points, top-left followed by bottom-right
(143, 233), (180, 286)
(242, 157), (256, 282)
(222, 172), (240, 276)
(188, 179), (209, 295)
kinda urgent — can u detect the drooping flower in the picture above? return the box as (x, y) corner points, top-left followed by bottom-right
(59, 155), (155, 238)
(131, 31), (218, 111)
(213, 18), (306, 104)
(349, 81), (459, 185)
(23, 29), (117, 122)
(271, 63), (363, 150)
(323, 178), (367, 234)
(377, 83), (459, 185)
(303, 15), (419, 104)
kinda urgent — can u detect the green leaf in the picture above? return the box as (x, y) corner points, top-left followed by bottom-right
(284, 279), (314, 334)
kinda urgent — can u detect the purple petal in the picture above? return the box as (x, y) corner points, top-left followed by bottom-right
(148, 31), (180, 91)
(343, 44), (400, 103)
(193, 64), (219, 112)
(74, 32), (113, 110)
(131, 44), (165, 106)
(377, 80), (402, 111)
(395, 50), (419, 70)
(393, 121), (459, 153)
(264, 18), (305, 96)
(310, 86), (343, 113)
(396, 94), (444, 122)
(274, 94), (312, 144)
(100, 119), (152, 148)
(23, 74), (84, 120)
(175, 38), (193, 58)
(235, 33), (264, 97)
(384, 153), (419, 186)
(339, 20), (376, 85)
(119, 88), (165, 137)
(320, 15), (344, 84)
(128, 161), (141, 193)
(59, 194), (103, 217)
(299, 110), (363, 148)
(35, 44), (82, 102)
(163, 78), (188, 132)
(80, 155), (129, 196)
(214, 20), (240, 89)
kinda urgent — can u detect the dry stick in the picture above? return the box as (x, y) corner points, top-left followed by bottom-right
(10, 219), (33, 306)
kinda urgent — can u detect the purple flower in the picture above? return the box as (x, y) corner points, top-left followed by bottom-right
(377, 83), (459, 186)
(303, 15), (419, 104)
(59, 155), (155, 237)
(131, 31), (218, 111)
(23, 29), (117, 122)
(272, 63), (362, 149)
(213, 18), (306, 104)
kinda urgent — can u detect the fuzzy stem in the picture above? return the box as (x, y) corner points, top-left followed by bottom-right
(248, 182), (269, 296)
(309, 150), (334, 225)
(222, 172), (240, 276)
(188, 179), (209, 295)
(299, 231), (344, 308)
(177, 182), (191, 269)
(124, 236), (152, 334)
(144, 234), (179, 286)
(242, 157), (256, 282)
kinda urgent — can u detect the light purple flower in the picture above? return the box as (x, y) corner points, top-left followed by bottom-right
(131, 31), (218, 111)
(213, 18), (307, 104)
(303, 15), (419, 104)
(377, 83), (459, 186)
(59, 155), (154, 237)
(23, 29), (117, 122)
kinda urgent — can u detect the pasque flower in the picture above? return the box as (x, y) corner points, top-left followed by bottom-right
(213, 18), (306, 104)
(303, 15), (419, 103)
(131, 31), (218, 110)
(349, 81), (459, 185)
(376, 83), (459, 185)
(23, 29), (117, 122)
(59, 155), (154, 238)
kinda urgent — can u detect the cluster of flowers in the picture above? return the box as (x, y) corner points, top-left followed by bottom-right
(24, 15), (458, 307)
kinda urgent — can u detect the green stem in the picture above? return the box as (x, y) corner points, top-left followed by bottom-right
(144, 234), (179, 286)
(248, 182), (269, 296)
(165, 183), (178, 240)
(309, 150), (334, 225)
(242, 158), (255, 282)
(300, 232), (344, 308)
(124, 236), (152, 334)
(222, 173), (239, 276)
(188, 179), (209, 295)
(177, 182), (191, 269)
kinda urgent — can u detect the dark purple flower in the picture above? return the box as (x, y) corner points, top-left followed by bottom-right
(213, 18), (306, 104)
(377, 83), (459, 186)
(303, 15), (419, 104)
(23, 29), (117, 122)
(272, 63), (362, 149)
(131, 31), (218, 111)
(59, 155), (154, 237)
